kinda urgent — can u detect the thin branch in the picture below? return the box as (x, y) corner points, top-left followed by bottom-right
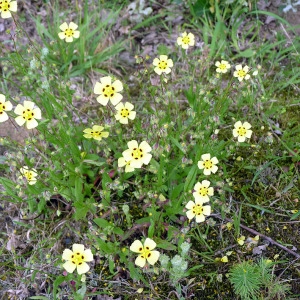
(213, 214), (300, 259)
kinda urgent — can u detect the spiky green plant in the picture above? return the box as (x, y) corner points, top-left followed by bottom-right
(229, 260), (262, 300)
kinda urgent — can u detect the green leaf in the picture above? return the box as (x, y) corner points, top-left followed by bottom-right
(74, 177), (84, 202)
(53, 275), (69, 299)
(234, 49), (255, 58)
(128, 262), (148, 285)
(290, 210), (300, 220)
(157, 239), (177, 251)
(29, 297), (50, 300)
(148, 219), (155, 238)
(93, 218), (110, 229)
(184, 165), (197, 192)
(170, 183), (184, 200)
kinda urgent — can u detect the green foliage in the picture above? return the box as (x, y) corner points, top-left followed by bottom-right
(33, 1), (124, 78)
(229, 259), (291, 300)
(229, 260), (263, 300)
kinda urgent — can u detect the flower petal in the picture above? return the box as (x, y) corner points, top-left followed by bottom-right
(59, 22), (69, 31)
(186, 209), (195, 220)
(147, 250), (160, 265)
(110, 93), (123, 106)
(160, 55), (168, 61)
(118, 157), (127, 167)
(65, 37), (74, 43)
(243, 122), (251, 129)
(234, 121), (242, 128)
(0, 112), (9, 122)
(26, 119), (38, 129)
(202, 180), (210, 187)
(201, 153), (211, 161)
(195, 214), (205, 223)
(96, 95), (109, 106)
(144, 238), (156, 251)
(69, 22), (78, 30)
(83, 249), (94, 262)
(211, 157), (219, 164)
(9, 1), (18, 12)
(127, 140), (139, 149)
(112, 80), (123, 92)
(72, 244), (85, 253)
(58, 32), (66, 39)
(14, 104), (24, 115)
(14, 116), (26, 126)
(185, 200), (195, 210)
(1, 10), (12, 18)
(124, 102), (134, 110)
(33, 107), (42, 119)
(135, 255), (146, 267)
(77, 262), (90, 274)
(139, 141), (151, 153)
(24, 101), (35, 110)
(203, 205), (211, 216)
(62, 249), (73, 260)
(100, 76), (112, 85)
(63, 261), (77, 273)
(130, 240), (144, 253)
(152, 58), (160, 66)
(4, 101), (12, 111)
(73, 31), (80, 38)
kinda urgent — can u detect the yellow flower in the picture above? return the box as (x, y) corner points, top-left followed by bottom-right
(19, 166), (38, 185)
(193, 180), (214, 202)
(130, 238), (160, 268)
(0, 94), (13, 122)
(122, 140), (152, 169)
(221, 256), (228, 263)
(118, 156), (135, 173)
(94, 76), (123, 106)
(197, 153), (219, 176)
(185, 198), (211, 223)
(215, 60), (231, 73)
(62, 244), (93, 275)
(14, 101), (42, 129)
(114, 102), (136, 124)
(233, 121), (252, 142)
(153, 55), (173, 75)
(233, 64), (250, 81)
(226, 222), (233, 230)
(0, 0), (17, 19)
(83, 125), (109, 141)
(58, 22), (80, 42)
(237, 235), (245, 246)
(177, 32), (195, 49)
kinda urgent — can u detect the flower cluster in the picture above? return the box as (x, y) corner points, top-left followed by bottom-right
(215, 59), (258, 82)
(186, 180), (213, 223)
(93, 76), (136, 125)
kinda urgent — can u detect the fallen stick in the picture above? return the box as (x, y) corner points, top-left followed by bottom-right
(212, 214), (300, 259)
